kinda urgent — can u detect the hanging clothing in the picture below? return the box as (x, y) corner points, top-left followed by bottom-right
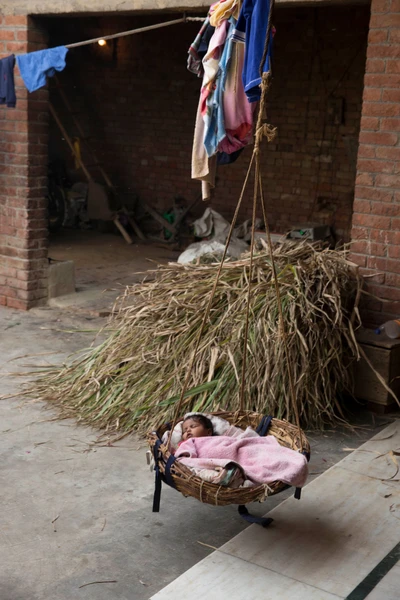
(191, 20), (229, 199)
(218, 39), (256, 154)
(191, 96), (217, 200)
(16, 46), (68, 93)
(217, 148), (243, 165)
(203, 19), (237, 158)
(209, 0), (241, 27)
(200, 19), (230, 116)
(0, 55), (16, 108)
(203, 19), (256, 158)
(187, 17), (215, 78)
(232, 0), (274, 102)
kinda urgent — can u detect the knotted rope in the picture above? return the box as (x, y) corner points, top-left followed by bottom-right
(168, 0), (303, 452)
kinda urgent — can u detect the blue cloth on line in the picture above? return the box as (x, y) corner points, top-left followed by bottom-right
(0, 54), (16, 108)
(232, 0), (274, 103)
(16, 47), (68, 93)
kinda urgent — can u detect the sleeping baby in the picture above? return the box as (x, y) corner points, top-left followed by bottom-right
(173, 412), (308, 490)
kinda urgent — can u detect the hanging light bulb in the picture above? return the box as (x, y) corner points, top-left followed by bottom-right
(98, 39), (107, 47)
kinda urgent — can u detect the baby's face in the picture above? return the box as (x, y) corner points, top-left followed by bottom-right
(182, 418), (212, 441)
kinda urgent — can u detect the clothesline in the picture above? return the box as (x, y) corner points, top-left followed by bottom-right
(0, 14), (206, 102)
(65, 15), (206, 50)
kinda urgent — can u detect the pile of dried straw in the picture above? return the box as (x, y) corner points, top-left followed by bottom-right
(30, 242), (362, 437)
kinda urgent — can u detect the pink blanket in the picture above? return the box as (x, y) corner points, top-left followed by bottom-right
(175, 435), (308, 488)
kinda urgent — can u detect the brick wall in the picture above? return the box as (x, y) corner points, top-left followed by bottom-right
(49, 5), (368, 242)
(351, 0), (400, 327)
(0, 16), (49, 309)
(0, 5), (370, 310)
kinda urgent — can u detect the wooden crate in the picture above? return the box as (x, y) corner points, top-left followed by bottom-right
(354, 328), (400, 411)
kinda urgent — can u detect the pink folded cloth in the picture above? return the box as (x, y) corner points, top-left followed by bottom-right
(175, 435), (308, 488)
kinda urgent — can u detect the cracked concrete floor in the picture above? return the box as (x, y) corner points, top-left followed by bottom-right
(0, 305), (395, 600)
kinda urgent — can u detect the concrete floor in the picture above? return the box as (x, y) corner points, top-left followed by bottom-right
(1, 236), (398, 599)
(0, 302), (396, 600)
(48, 230), (180, 315)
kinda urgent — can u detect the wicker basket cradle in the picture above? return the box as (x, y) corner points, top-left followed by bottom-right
(147, 410), (310, 507)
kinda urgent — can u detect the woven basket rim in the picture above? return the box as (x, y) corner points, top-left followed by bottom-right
(147, 411), (310, 506)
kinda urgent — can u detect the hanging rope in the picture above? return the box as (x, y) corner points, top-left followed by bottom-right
(251, 0), (304, 448)
(167, 0), (304, 450)
(166, 151), (256, 447)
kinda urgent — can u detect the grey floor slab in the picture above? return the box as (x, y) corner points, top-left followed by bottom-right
(151, 422), (400, 600)
(337, 421), (400, 482)
(364, 563), (400, 600)
(220, 465), (400, 598)
(150, 551), (343, 600)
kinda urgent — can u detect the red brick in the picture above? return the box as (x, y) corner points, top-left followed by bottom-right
(352, 199), (371, 214)
(6, 110), (28, 122)
(6, 297), (29, 310)
(352, 213), (391, 229)
(364, 73), (400, 88)
(0, 30), (15, 41)
(370, 201), (400, 216)
(392, 217), (400, 230)
(366, 58), (386, 73)
(371, 0), (391, 11)
(375, 146), (400, 160)
(4, 16), (27, 26)
(349, 253), (367, 267)
(368, 45), (400, 60)
(355, 186), (394, 202)
(388, 245), (400, 258)
(351, 240), (368, 254)
(370, 13), (400, 27)
(386, 258), (400, 274)
(381, 302), (400, 316)
(385, 230), (400, 245)
(389, 28), (400, 44)
(386, 59), (400, 74)
(357, 144), (376, 158)
(356, 173), (375, 186)
(363, 87), (382, 101)
(375, 173), (400, 187)
(386, 272), (400, 287)
(367, 285), (400, 301)
(366, 256), (388, 271)
(360, 116), (380, 130)
(16, 31), (29, 42)
(358, 159), (394, 173)
(363, 102), (400, 117)
(392, 0), (400, 12)
(5, 42), (27, 54)
(368, 29), (388, 44)
(380, 117), (400, 131)
(359, 131), (398, 146)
